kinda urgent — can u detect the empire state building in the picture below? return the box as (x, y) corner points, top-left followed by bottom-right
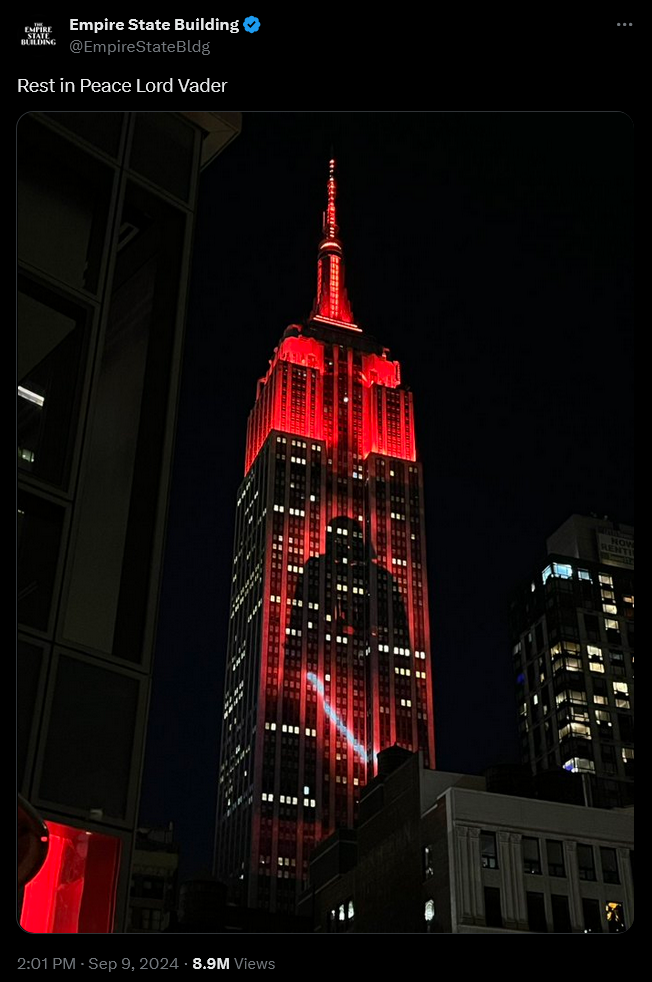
(215, 162), (436, 912)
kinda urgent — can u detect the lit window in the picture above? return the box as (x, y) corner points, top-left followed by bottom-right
(605, 901), (626, 934)
(558, 722), (591, 741)
(563, 758), (595, 774)
(613, 681), (629, 707)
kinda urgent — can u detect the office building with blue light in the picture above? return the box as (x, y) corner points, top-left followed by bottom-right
(510, 515), (634, 810)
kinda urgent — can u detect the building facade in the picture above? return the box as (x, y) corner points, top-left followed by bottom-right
(510, 515), (634, 810)
(127, 825), (180, 933)
(18, 111), (241, 932)
(299, 750), (633, 934)
(215, 162), (436, 911)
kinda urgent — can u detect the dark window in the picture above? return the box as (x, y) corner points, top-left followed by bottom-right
(18, 117), (112, 294)
(546, 840), (565, 877)
(601, 743), (617, 774)
(44, 112), (124, 156)
(551, 894), (572, 933)
(480, 831), (498, 869)
(609, 649), (625, 675)
(131, 874), (165, 899)
(17, 640), (44, 789)
(526, 892), (548, 932)
(600, 847), (620, 884)
(18, 277), (90, 489)
(582, 898), (602, 933)
(17, 490), (64, 632)
(577, 844), (596, 881)
(39, 654), (140, 819)
(618, 713), (634, 743)
(484, 887), (502, 928)
(522, 837), (542, 875)
(61, 184), (185, 663)
(131, 113), (196, 201)
(583, 613), (601, 642)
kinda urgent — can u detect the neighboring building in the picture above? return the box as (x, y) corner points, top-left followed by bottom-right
(128, 825), (180, 933)
(215, 162), (436, 912)
(510, 515), (634, 810)
(172, 877), (310, 933)
(298, 749), (634, 934)
(18, 111), (241, 932)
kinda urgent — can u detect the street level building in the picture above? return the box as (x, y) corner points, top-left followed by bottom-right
(298, 749), (633, 933)
(127, 825), (179, 933)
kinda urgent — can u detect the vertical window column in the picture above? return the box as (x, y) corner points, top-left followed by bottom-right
(498, 831), (527, 930)
(562, 840), (584, 932)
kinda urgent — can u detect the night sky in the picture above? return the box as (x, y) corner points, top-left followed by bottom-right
(139, 113), (634, 878)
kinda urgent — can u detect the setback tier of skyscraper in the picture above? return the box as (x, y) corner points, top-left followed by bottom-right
(215, 162), (436, 911)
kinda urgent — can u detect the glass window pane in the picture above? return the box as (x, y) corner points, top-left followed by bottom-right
(600, 847), (620, 884)
(130, 114), (196, 201)
(18, 116), (113, 294)
(582, 898), (602, 933)
(39, 655), (140, 820)
(17, 640), (44, 788)
(480, 831), (498, 869)
(577, 844), (596, 881)
(44, 112), (124, 156)
(551, 894), (572, 933)
(484, 887), (502, 928)
(546, 840), (565, 877)
(527, 892), (547, 932)
(17, 491), (64, 631)
(18, 277), (90, 488)
(523, 837), (541, 874)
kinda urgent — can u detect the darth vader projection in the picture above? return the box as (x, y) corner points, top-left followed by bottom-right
(282, 516), (410, 829)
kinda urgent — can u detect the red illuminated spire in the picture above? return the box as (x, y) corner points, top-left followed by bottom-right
(312, 159), (357, 329)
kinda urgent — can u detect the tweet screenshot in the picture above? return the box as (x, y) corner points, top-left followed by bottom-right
(17, 9), (634, 963)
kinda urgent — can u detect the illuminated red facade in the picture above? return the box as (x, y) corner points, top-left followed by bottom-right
(20, 822), (121, 933)
(216, 162), (435, 911)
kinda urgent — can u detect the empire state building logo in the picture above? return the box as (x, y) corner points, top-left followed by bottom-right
(22, 23), (57, 45)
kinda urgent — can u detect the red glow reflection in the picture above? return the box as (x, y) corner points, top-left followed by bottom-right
(20, 822), (120, 934)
